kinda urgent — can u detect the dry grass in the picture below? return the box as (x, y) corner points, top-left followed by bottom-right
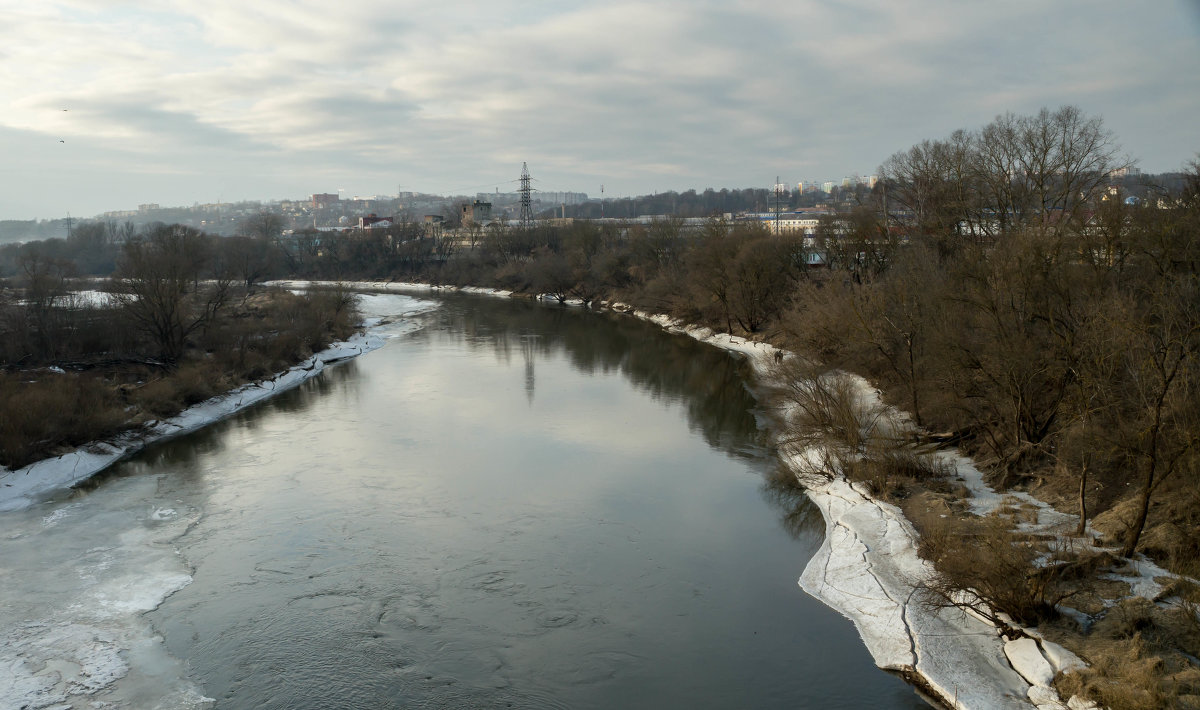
(0, 371), (127, 468)
(849, 449), (956, 501)
(131, 360), (230, 418)
(1052, 595), (1200, 710)
(0, 287), (360, 469)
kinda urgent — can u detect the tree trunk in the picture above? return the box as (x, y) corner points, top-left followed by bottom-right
(1122, 464), (1155, 558)
(1075, 463), (1088, 537)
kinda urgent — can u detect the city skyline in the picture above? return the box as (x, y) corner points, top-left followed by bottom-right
(3, 0), (1199, 221)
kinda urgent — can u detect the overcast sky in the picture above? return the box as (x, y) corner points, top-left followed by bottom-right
(3, 0), (1199, 220)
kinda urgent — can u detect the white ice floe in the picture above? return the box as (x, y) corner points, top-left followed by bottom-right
(798, 474), (1032, 709)
(1, 495), (212, 710)
(1068, 695), (1102, 710)
(1006, 637), (1056, 687)
(1028, 683), (1065, 707)
(1040, 640), (1087, 675)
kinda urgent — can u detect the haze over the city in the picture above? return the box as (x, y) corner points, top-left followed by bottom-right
(3, 0), (1198, 221)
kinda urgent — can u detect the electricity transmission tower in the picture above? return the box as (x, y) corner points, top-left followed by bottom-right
(774, 177), (785, 235)
(518, 162), (534, 230)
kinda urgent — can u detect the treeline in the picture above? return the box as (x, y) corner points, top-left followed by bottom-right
(405, 109), (1200, 575)
(0, 223), (359, 469)
(557, 185), (838, 220)
(811, 107), (1200, 565)
(560, 187), (775, 219)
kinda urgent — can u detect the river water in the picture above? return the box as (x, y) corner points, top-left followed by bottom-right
(1, 292), (927, 709)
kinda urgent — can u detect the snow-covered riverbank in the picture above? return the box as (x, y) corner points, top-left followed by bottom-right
(643, 321), (1112, 710)
(0, 292), (437, 512)
(241, 281), (1105, 708)
(0, 333), (381, 512)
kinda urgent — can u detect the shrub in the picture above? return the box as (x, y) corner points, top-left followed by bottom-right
(0, 372), (126, 469)
(916, 514), (1101, 629)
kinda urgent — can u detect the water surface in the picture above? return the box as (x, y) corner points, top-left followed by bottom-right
(2, 292), (927, 709)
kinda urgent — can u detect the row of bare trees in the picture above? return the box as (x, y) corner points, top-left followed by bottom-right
(791, 108), (1198, 561)
(879, 106), (1131, 252)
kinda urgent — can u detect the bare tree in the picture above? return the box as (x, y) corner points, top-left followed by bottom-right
(220, 235), (273, 289)
(112, 225), (230, 363)
(880, 106), (1128, 246)
(1091, 281), (1199, 557)
(15, 251), (78, 361)
(240, 211), (286, 243)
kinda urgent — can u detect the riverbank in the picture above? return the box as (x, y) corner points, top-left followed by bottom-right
(0, 287), (441, 511)
(0, 331), (385, 511)
(637, 320), (1108, 710)
(320, 280), (1112, 709)
(15, 279), (1163, 708)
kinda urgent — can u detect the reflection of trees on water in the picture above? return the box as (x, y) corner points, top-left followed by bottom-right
(762, 462), (825, 543)
(73, 361), (363, 497)
(411, 295), (820, 542)
(414, 295), (764, 454)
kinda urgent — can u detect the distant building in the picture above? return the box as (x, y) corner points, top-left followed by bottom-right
(423, 214), (444, 234)
(311, 193), (339, 209)
(742, 209), (829, 236)
(822, 181), (835, 193)
(357, 213), (392, 230)
(461, 200), (492, 226)
(537, 191), (589, 206)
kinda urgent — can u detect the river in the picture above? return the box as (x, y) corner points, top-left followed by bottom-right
(1, 291), (928, 709)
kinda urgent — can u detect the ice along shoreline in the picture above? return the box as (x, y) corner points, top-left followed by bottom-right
(0, 290), (438, 512)
(312, 280), (1095, 710)
(1, 280), (1086, 708)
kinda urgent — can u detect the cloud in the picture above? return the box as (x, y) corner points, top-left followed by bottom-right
(1, 0), (1197, 218)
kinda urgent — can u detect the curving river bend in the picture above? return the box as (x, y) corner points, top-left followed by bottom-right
(1, 292), (928, 709)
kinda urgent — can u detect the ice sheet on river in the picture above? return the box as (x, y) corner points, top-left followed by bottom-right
(0, 488), (212, 710)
